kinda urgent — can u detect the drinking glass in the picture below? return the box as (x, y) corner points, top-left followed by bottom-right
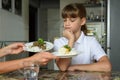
(23, 61), (39, 80)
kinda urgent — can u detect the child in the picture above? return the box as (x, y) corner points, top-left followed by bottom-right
(54, 3), (111, 72)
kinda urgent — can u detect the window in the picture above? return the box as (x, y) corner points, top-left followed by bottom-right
(1, 0), (22, 16)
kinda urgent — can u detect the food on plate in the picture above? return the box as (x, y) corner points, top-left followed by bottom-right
(32, 38), (46, 50)
(58, 45), (71, 54)
(23, 38), (54, 52)
(52, 45), (78, 58)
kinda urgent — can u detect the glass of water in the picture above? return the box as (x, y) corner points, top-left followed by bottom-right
(23, 61), (39, 80)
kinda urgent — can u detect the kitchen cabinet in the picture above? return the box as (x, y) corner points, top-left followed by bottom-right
(83, 2), (105, 22)
(81, 0), (107, 52)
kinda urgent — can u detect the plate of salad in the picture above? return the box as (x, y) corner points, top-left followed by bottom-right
(23, 38), (54, 52)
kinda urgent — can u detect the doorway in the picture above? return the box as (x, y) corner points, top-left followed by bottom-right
(29, 5), (37, 56)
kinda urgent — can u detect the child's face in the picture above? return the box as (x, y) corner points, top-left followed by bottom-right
(63, 17), (82, 33)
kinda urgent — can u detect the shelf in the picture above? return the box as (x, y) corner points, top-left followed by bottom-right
(83, 3), (104, 7)
(87, 19), (104, 22)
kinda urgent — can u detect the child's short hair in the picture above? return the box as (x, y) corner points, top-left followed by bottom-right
(62, 3), (87, 35)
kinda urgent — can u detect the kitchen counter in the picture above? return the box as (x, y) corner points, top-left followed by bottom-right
(0, 70), (120, 80)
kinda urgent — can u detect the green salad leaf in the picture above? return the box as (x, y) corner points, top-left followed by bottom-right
(64, 45), (71, 51)
(38, 38), (44, 44)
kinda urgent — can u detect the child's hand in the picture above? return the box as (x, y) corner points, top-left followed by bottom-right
(63, 30), (75, 42)
(63, 30), (75, 47)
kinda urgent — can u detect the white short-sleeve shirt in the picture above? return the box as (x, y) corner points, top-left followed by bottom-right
(54, 32), (106, 65)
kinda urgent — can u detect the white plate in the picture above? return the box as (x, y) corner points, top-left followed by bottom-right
(23, 41), (54, 52)
(52, 49), (78, 58)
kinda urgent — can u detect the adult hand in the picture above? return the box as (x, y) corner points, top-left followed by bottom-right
(30, 52), (58, 65)
(2, 42), (24, 55)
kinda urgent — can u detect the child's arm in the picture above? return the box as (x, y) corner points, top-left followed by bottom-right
(56, 30), (75, 71)
(67, 56), (112, 72)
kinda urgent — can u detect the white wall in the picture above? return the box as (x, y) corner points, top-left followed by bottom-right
(0, 10), (27, 41)
(0, 0), (28, 41)
(0, 0), (1, 8)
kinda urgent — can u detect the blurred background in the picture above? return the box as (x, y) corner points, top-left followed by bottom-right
(0, 0), (120, 71)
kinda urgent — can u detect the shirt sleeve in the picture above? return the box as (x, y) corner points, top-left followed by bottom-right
(53, 38), (67, 51)
(90, 37), (106, 61)
(53, 39), (60, 51)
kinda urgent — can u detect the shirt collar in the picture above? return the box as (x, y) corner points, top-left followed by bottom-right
(76, 31), (85, 44)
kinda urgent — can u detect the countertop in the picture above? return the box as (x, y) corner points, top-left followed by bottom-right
(0, 70), (120, 80)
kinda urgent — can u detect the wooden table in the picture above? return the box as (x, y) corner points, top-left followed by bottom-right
(0, 70), (120, 80)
